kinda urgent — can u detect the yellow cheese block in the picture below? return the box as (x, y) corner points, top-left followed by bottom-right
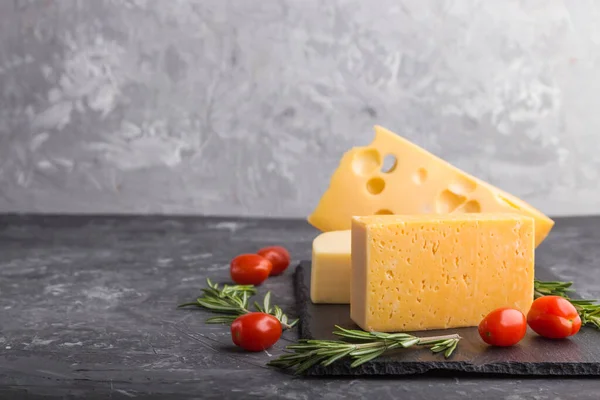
(351, 213), (535, 332)
(311, 230), (351, 304)
(308, 125), (553, 247)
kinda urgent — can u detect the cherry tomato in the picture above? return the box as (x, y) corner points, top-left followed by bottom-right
(478, 308), (527, 347)
(527, 296), (581, 339)
(230, 312), (282, 352)
(230, 254), (272, 285)
(257, 246), (291, 276)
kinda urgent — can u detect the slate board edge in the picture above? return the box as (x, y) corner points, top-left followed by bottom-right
(293, 261), (600, 377)
(293, 262), (314, 341)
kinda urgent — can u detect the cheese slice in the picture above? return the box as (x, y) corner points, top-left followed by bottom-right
(351, 213), (535, 332)
(310, 230), (352, 304)
(308, 125), (553, 247)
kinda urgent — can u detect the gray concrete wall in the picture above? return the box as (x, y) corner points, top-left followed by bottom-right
(0, 0), (598, 217)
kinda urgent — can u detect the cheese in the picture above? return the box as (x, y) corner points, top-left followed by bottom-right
(311, 230), (352, 304)
(350, 213), (535, 332)
(308, 125), (553, 247)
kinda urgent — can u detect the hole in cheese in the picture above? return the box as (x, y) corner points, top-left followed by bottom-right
(436, 189), (467, 213)
(413, 167), (428, 184)
(366, 178), (385, 195)
(375, 209), (394, 215)
(448, 176), (477, 194)
(462, 200), (482, 213)
(352, 148), (381, 175)
(381, 154), (397, 173)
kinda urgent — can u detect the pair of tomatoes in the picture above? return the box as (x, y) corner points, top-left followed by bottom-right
(229, 246), (291, 352)
(479, 296), (581, 346)
(230, 246), (291, 285)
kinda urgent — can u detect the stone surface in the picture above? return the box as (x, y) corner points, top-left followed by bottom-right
(295, 262), (600, 376)
(2, 1), (600, 217)
(0, 215), (600, 399)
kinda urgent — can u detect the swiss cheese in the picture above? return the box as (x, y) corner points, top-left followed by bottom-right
(350, 213), (535, 332)
(310, 230), (351, 304)
(308, 125), (553, 247)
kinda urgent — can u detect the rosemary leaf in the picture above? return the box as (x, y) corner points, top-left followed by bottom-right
(383, 333), (414, 340)
(322, 348), (355, 366)
(196, 299), (241, 313)
(254, 301), (264, 313)
(349, 345), (385, 357)
(295, 355), (329, 375)
(201, 288), (221, 298)
(272, 352), (312, 362)
(399, 337), (420, 348)
(333, 326), (375, 340)
(385, 342), (403, 351)
(430, 345), (447, 353)
(430, 339), (454, 348)
(350, 347), (387, 368)
(444, 341), (459, 358)
(371, 332), (394, 340)
(287, 342), (332, 350)
(263, 291), (272, 314)
(177, 301), (200, 308)
(315, 348), (349, 357)
(206, 316), (238, 324)
(274, 305), (284, 320)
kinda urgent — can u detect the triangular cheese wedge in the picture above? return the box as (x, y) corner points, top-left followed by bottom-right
(308, 125), (554, 247)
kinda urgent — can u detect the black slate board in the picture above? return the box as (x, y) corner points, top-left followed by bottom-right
(294, 260), (600, 376)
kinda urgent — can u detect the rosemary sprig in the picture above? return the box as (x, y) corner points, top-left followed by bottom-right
(178, 278), (298, 329)
(268, 325), (461, 374)
(534, 280), (600, 330)
(534, 280), (574, 299)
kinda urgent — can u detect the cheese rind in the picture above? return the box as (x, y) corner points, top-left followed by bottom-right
(310, 230), (352, 304)
(308, 125), (554, 247)
(350, 213), (535, 332)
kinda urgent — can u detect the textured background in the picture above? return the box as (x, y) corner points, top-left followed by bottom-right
(1, 0), (599, 217)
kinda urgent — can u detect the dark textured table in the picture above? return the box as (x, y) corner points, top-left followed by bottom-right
(1, 214), (600, 399)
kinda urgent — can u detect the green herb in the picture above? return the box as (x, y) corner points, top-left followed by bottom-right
(268, 325), (461, 374)
(534, 280), (600, 329)
(534, 280), (574, 298)
(178, 278), (298, 329)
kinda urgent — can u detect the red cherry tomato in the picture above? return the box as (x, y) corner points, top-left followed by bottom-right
(478, 308), (527, 347)
(230, 254), (272, 285)
(527, 296), (582, 339)
(257, 246), (291, 276)
(230, 312), (282, 352)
